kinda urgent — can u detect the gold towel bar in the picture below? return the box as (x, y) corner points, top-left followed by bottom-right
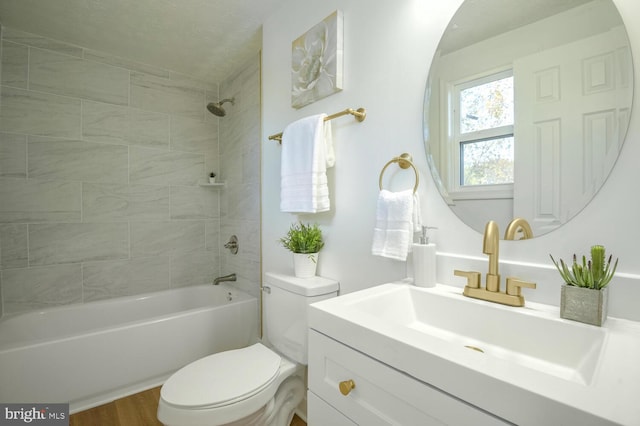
(268, 107), (367, 143)
(379, 153), (419, 194)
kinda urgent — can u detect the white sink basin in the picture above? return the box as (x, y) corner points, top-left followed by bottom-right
(309, 282), (640, 425)
(347, 284), (605, 384)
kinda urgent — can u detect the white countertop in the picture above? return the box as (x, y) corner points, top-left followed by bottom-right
(309, 282), (640, 426)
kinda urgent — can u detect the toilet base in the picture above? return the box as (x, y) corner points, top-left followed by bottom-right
(223, 376), (304, 426)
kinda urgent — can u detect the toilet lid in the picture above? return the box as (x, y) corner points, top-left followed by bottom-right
(161, 343), (281, 409)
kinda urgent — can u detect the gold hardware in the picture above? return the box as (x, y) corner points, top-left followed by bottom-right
(465, 345), (484, 353)
(339, 379), (356, 396)
(506, 277), (536, 296)
(455, 220), (536, 307)
(378, 153), (419, 194)
(504, 218), (534, 240)
(454, 270), (481, 289)
(268, 107), (366, 142)
(483, 221), (500, 292)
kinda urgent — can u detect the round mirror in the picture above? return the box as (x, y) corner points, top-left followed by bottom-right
(424, 0), (633, 238)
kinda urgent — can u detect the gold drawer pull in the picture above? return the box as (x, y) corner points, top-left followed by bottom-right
(339, 379), (356, 396)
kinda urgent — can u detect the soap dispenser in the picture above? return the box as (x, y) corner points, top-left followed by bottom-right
(413, 226), (436, 288)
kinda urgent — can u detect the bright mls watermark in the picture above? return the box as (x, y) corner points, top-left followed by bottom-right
(0, 404), (68, 425)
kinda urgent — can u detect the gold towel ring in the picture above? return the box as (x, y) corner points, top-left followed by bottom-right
(378, 153), (419, 194)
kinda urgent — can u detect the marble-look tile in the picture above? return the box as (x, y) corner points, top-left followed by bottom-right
(171, 249), (217, 287)
(82, 256), (171, 302)
(170, 186), (219, 220)
(28, 136), (128, 183)
(130, 221), (204, 258)
(0, 178), (81, 223)
(0, 224), (28, 269)
(82, 183), (170, 222)
(82, 101), (170, 149)
(242, 135), (262, 185)
(229, 182), (260, 221)
(1, 264), (83, 314)
(221, 218), (260, 262)
(220, 261), (261, 299)
(2, 28), (83, 57)
(205, 220), (221, 252)
(130, 71), (205, 119)
(1, 41), (29, 88)
(84, 49), (170, 78)
(29, 48), (129, 105)
(0, 87), (81, 138)
(129, 146), (204, 185)
(170, 115), (218, 154)
(223, 257), (260, 299)
(169, 71), (217, 93)
(0, 133), (27, 178)
(29, 223), (129, 266)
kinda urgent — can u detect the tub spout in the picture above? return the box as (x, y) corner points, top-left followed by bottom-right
(213, 273), (236, 285)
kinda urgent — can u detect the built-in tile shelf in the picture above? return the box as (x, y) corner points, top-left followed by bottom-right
(198, 181), (226, 188)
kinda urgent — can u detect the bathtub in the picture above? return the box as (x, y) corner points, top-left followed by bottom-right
(0, 283), (258, 413)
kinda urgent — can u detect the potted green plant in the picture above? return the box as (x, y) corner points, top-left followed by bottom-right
(550, 245), (618, 326)
(279, 222), (324, 278)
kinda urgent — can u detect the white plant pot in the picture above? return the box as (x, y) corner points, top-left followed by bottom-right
(293, 253), (318, 278)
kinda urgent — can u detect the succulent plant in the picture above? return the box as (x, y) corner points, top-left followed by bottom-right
(550, 245), (618, 290)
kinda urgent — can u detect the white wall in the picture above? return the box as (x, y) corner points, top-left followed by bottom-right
(262, 0), (640, 320)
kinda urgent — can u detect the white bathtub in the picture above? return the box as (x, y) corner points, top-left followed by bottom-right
(0, 283), (258, 413)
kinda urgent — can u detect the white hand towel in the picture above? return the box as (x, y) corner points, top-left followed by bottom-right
(372, 189), (420, 261)
(412, 192), (422, 234)
(280, 114), (334, 213)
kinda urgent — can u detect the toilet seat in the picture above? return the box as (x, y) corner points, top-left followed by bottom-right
(161, 343), (281, 409)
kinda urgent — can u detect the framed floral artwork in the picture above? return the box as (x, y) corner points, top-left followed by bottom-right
(291, 10), (343, 109)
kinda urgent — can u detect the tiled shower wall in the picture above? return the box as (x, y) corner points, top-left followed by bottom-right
(0, 27), (262, 316)
(218, 56), (261, 301)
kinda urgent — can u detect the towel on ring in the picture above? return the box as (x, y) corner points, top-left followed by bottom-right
(371, 189), (422, 261)
(280, 114), (334, 213)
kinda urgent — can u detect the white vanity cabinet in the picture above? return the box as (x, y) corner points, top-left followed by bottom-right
(307, 329), (508, 425)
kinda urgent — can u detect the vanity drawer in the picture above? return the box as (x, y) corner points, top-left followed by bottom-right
(308, 330), (507, 426)
(308, 390), (357, 426)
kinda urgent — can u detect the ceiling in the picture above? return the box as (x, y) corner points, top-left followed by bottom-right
(0, 0), (604, 84)
(439, 0), (595, 54)
(0, 0), (288, 84)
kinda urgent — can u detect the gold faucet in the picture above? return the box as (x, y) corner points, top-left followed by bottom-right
(504, 217), (534, 240)
(454, 221), (536, 307)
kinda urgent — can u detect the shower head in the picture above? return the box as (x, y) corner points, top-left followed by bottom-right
(206, 98), (235, 117)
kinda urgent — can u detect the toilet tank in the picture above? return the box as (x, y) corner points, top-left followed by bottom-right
(263, 272), (339, 365)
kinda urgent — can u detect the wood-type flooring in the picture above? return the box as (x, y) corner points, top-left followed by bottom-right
(69, 386), (307, 426)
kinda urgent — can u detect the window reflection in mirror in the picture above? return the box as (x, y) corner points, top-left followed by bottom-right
(455, 71), (514, 189)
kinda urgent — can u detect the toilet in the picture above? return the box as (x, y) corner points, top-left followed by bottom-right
(157, 272), (339, 426)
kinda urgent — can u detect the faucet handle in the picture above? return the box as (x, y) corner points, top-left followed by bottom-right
(454, 270), (481, 289)
(506, 277), (536, 296)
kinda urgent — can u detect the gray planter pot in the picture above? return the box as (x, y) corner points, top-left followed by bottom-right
(560, 284), (608, 326)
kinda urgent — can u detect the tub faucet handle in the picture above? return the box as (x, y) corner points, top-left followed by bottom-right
(224, 235), (238, 254)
